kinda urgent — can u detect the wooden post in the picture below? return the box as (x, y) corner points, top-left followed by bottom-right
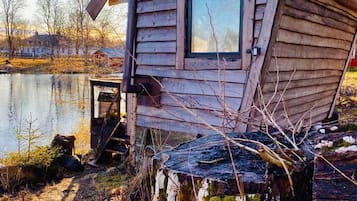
(128, 93), (137, 168)
(176, 0), (185, 70)
(242, 0), (255, 71)
(122, 0), (137, 92)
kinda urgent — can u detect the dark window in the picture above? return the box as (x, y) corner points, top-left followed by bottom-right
(187, 0), (242, 58)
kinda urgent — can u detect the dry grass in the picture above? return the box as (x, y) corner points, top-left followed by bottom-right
(343, 71), (357, 88)
(0, 56), (122, 74)
(71, 120), (91, 156)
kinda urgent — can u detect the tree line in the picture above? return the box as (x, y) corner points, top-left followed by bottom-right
(0, 0), (126, 60)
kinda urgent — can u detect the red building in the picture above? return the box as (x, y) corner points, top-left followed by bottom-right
(349, 46), (357, 67)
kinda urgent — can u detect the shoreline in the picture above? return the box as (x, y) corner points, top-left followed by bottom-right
(0, 57), (123, 74)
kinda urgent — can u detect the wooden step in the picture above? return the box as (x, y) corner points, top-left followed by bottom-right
(104, 148), (127, 155)
(110, 137), (130, 144)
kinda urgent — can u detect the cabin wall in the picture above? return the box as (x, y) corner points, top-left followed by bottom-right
(256, 0), (357, 127)
(133, 0), (261, 135)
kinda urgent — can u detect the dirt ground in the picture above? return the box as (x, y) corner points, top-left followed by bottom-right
(0, 164), (129, 201)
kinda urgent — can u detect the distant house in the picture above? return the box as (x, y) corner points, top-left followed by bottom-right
(93, 47), (124, 68)
(21, 32), (74, 57)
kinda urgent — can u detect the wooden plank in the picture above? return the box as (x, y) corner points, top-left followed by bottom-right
(273, 43), (349, 59)
(137, 27), (176, 42)
(262, 84), (337, 102)
(184, 58), (242, 70)
(254, 20), (262, 39)
(280, 15), (354, 42)
(161, 93), (241, 111)
(262, 76), (340, 92)
(137, 0), (176, 13)
(264, 70), (342, 82)
(136, 67), (247, 83)
(268, 58), (345, 72)
(136, 41), (176, 53)
(274, 103), (331, 128)
(137, 53), (176, 66)
(137, 105), (235, 128)
(329, 32), (357, 117)
(262, 89), (336, 109)
(137, 10), (176, 28)
(285, 0), (357, 27)
(253, 91), (334, 126)
(256, 0), (267, 5)
(161, 78), (245, 98)
(239, 0), (279, 129)
(284, 6), (355, 33)
(256, 96), (332, 124)
(137, 115), (223, 135)
(127, 93), (137, 167)
(242, 0), (255, 70)
(255, 4), (265, 20)
(310, 0), (357, 21)
(122, 0), (137, 92)
(277, 29), (351, 51)
(176, 0), (185, 70)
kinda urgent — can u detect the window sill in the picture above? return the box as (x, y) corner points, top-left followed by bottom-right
(183, 58), (242, 70)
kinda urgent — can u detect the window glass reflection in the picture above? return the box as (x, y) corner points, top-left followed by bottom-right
(191, 0), (241, 53)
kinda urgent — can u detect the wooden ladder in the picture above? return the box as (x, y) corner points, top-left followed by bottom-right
(94, 120), (129, 163)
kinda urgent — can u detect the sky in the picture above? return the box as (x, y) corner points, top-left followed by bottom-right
(21, 0), (37, 19)
(18, 0), (128, 34)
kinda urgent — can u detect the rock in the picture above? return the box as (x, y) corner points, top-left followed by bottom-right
(329, 126), (338, 132)
(58, 155), (83, 172)
(318, 128), (326, 134)
(342, 136), (356, 144)
(335, 145), (357, 153)
(314, 140), (333, 149)
(106, 167), (117, 174)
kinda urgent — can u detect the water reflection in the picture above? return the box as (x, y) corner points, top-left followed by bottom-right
(0, 74), (90, 153)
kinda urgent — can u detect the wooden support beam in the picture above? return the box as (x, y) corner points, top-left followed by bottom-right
(242, 0), (255, 70)
(328, 32), (357, 118)
(122, 0), (137, 92)
(176, 0), (185, 70)
(237, 0), (280, 132)
(128, 93), (137, 168)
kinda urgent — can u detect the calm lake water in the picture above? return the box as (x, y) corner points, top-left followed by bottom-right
(0, 74), (90, 153)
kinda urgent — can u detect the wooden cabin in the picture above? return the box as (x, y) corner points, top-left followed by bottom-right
(349, 44), (357, 68)
(88, 0), (357, 136)
(93, 47), (125, 68)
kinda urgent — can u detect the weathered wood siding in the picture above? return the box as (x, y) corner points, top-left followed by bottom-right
(256, 0), (357, 127)
(254, 0), (267, 45)
(134, 0), (252, 135)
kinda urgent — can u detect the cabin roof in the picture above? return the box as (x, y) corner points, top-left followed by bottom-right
(94, 47), (125, 58)
(24, 33), (69, 46)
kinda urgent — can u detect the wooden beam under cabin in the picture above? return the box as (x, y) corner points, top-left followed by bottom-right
(86, 0), (107, 20)
(86, 0), (127, 20)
